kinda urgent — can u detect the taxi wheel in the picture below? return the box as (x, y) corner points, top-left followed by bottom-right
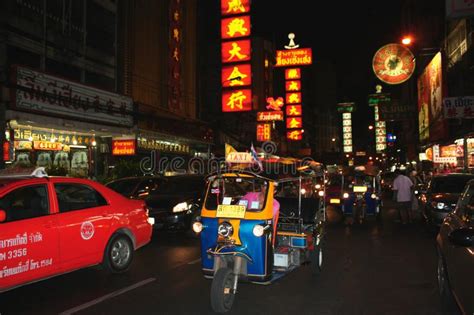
(211, 267), (235, 313)
(103, 234), (134, 274)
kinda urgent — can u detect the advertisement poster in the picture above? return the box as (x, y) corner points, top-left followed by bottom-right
(418, 52), (446, 142)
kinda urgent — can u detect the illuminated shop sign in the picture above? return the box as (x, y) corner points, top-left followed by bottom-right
(221, 64), (252, 87)
(33, 141), (62, 151)
(342, 112), (353, 153)
(287, 129), (303, 141)
(286, 117), (302, 129)
(285, 68), (301, 80)
(221, 0), (250, 16)
(14, 128), (92, 146)
(137, 137), (190, 154)
(275, 48), (313, 67)
(265, 97), (284, 111)
(221, 15), (251, 39)
(221, 39), (251, 63)
(256, 123), (271, 142)
(222, 89), (252, 112)
(257, 111), (284, 122)
(286, 92), (301, 105)
(372, 43), (415, 85)
(375, 106), (386, 153)
(285, 80), (301, 91)
(112, 139), (136, 156)
(286, 105), (302, 116)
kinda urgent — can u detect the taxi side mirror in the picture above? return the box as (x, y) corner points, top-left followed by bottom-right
(0, 210), (6, 223)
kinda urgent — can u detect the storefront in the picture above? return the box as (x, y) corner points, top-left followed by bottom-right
(3, 65), (135, 177)
(421, 138), (474, 172)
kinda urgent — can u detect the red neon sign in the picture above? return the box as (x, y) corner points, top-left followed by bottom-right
(275, 48), (313, 67)
(221, 39), (251, 63)
(286, 117), (303, 129)
(221, 15), (251, 39)
(285, 80), (301, 92)
(112, 139), (136, 156)
(285, 68), (301, 80)
(222, 64), (252, 87)
(221, 0), (250, 16)
(286, 105), (302, 116)
(256, 123), (271, 142)
(257, 111), (284, 122)
(222, 89), (252, 112)
(3, 141), (10, 161)
(286, 92), (302, 104)
(287, 130), (303, 141)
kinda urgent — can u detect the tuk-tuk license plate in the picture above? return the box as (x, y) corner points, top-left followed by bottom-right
(330, 198), (340, 204)
(216, 205), (246, 218)
(353, 186), (367, 193)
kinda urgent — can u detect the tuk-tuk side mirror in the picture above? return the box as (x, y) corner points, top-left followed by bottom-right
(0, 210), (6, 223)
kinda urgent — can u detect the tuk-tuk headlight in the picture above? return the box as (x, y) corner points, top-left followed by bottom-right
(343, 192), (349, 199)
(253, 225), (265, 237)
(315, 184), (321, 189)
(318, 190), (324, 197)
(192, 221), (203, 233)
(218, 222), (233, 238)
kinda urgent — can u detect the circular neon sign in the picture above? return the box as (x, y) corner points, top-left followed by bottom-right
(372, 44), (415, 85)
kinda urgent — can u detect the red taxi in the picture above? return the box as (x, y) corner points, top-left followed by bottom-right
(0, 169), (153, 293)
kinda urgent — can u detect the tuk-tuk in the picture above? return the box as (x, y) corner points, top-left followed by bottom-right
(341, 165), (382, 224)
(193, 167), (325, 313)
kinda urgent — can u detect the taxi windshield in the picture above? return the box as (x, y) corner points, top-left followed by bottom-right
(205, 176), (268, 211)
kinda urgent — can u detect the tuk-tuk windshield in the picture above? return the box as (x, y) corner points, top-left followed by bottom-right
(205, 176), (268, 211)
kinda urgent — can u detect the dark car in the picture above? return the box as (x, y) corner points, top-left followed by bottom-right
(436, 179), (474, 314)
(106, 176), (165, 199)
(420, 173), (474, 228)
(144, 174), (205, 230)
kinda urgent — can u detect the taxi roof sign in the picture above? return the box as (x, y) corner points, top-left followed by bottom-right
(0, 167), (48, 178)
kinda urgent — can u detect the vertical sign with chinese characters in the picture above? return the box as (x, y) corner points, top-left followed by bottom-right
(256, 123), (271, 141)
(169, 0), (182, 112)
(342, 112), (353, 153)
(285, 68), (304, 141)
(374, 105), (386, 152)
(221, 0), (252, 112)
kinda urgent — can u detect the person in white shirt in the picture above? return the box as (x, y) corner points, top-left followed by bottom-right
(392, 170), (413, 224)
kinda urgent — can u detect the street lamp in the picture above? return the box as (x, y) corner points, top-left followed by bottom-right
(401, 36), (413, 46)
(368, 125), (374, 130)
(331, 138), (336, 142)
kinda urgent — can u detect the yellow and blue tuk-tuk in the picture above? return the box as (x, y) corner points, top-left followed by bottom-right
(193, 167), (325, 313)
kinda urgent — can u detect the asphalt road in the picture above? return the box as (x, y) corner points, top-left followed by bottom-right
(0, 200), (445, 315)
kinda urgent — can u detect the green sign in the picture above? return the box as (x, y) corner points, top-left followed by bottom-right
(337, 102), (355, 113)
(368, 93), (391, 107)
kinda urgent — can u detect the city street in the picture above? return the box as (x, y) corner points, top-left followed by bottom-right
(0, 200), (444, 315)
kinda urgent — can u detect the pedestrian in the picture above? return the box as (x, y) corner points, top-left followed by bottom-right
(409, 169), (422, 219)
(392, 169), (413, 224)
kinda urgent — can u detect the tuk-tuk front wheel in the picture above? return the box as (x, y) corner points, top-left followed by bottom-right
(310, 237), (323, 275)
(211, 267), (236, 313)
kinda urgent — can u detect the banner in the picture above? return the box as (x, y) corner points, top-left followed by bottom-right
(443, 96), (474, 119)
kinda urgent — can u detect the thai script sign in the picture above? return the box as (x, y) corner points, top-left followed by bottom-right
(275, 48), (313, 67)
(12, 66), (133, 127)
(443, 96), (474, 119)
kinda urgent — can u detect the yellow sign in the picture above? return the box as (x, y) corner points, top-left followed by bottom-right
(330, 198), (341, 204)
(353, 186), (368, 193)
(217, 205), (246, 219)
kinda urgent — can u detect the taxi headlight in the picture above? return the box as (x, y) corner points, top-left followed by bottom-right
(318, 190), (324, 197)
(253, 225), (265, 237)
(315, 184), (321, 189)
(343, 192), (349, 199)
(218, 222), (233, 238)
(192, 221), (203, 233)
(436, 202), (445, 210)
(173, 202), (190, 213)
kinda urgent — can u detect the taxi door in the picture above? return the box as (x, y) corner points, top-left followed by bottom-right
(52, 182), (112, 271)
(0, 183), (59, 291)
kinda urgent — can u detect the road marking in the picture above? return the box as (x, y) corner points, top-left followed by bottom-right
(187, 258), (201, 265)
(59, 278), (156, 315)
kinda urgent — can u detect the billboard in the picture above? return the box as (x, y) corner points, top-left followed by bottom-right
(372, 44), (415, 85)
(446, 0), (474, 19)
(417, 52), (446, 142)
